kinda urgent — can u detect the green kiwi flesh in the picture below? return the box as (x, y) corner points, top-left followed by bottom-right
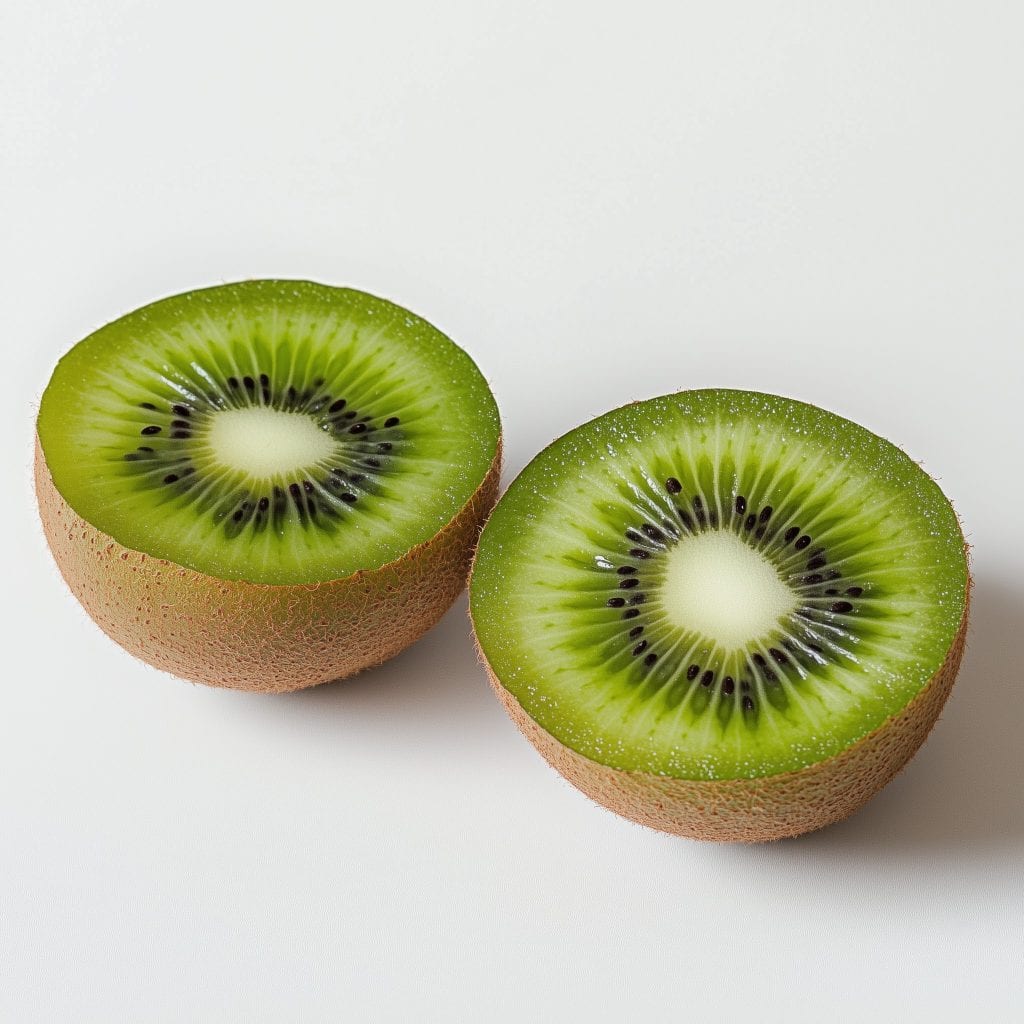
(470, 390), (967, 784)
(38, 280), (501, 585)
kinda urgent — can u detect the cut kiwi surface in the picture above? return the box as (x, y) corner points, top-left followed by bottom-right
(470, 390), (968, 841)
(36, 280), (501, 691)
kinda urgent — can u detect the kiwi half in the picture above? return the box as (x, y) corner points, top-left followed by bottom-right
(469, 390), (968, 841)
(36, 280), (501, 692)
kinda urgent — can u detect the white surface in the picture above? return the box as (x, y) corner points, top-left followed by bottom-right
(3, 2), (1022, 1021)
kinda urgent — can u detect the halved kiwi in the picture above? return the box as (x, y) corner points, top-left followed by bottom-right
(469, 390), (968, 841)
(36, 280), (501, 692)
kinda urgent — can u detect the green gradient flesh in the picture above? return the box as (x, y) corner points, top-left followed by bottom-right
(470, 390), (967, 780)
(38, 280), (500, 584)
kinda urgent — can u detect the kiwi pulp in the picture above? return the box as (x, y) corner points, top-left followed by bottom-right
(36, 280), (501, 692)
(469, 390), (968, 841)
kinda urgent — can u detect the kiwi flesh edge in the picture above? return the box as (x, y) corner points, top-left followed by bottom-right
(37, 436), (501, 693)
(474, 578), (968, 843)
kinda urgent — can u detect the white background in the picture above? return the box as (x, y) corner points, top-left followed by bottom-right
(3, 2), (1022, 1021)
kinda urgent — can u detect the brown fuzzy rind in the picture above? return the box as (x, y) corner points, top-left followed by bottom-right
(36, 436), (501, 693)
(475, 591), (969, 842)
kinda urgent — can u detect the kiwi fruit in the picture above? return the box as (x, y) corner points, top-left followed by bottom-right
(36, 280), (501, 693)
(469, 389), (968, 842)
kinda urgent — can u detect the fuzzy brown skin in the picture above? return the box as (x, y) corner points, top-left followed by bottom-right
(475, 593), (968, 842)
(36, 437), (501, 693)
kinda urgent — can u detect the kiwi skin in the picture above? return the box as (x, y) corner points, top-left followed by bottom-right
(472, 573), (968, 843)
(36, 436), (501, 693)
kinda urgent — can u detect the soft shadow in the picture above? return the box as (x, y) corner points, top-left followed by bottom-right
(739, 574), (1024, 864)
(271, 592), (506, 740)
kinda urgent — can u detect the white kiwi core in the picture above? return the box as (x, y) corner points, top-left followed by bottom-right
(660, 530), (797, 650)
(204, 408), (334, 479)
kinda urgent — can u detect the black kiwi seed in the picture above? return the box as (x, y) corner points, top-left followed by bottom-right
(795, 534), (812, 549)
(744, 514), (756, 531)
(784, 526), (800, 543)
(740, 679), (751, 692)
(801, 574), (824, 584)
(608, 597), (626, 608)
(759, 506), (773, 522)
(769, 648), (788, 665)
(666, 477), (682, 494)
(735, 495), (746, 515)
(846, 586), (863, 597)
(341, 493), (357, 504)
(677, 508), (695, 530)
(302, 480), (315, 494)
(629, 593), (646, 605)
(617, 565), (636, 575)
(625, 529), (644, 543)
(644, 653), (658, 666)
(742, 696), (755, 711)
(755, 525), (766, 539)
(831, 601), (853, 614)
(377, 442), (392, 452)
(629, 626), (644, 638)
(364, 458), (381, 468)
(329, 398), (347, 413)
(722, 677), (736, 695)
(619, 578), (640, 589)
(163, 474), (179, 484)
(701, 670), (714, 687)
(171, 430), (191, 439)
(171, 404), (190, 417)
(138, 446), (153, 452)
(384, 416), (400, 428)
(752, 652), (767, 667)
(171, 419), (189, 429)
(139, 402), (156, 410)
(258, 497), (270, 511)
(629, 548), (650, 559)
(349, 423), (367, 434)
(349, 474), (365, 484)
(123, 453), (140, 461)
(807, 555), (827, 570)
(141, 425), (161, 435)
(632, 641), (648, 656)
(686, 665), (700, 681)
(243, 376), (255, 394)
(228, 377), (240, 389)
(692, 496), (706, 527)
(641, 523), (664, 542)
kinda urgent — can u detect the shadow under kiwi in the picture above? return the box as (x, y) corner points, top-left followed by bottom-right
(723, 573), (1024, 866)
(268, 592), (509, 747)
